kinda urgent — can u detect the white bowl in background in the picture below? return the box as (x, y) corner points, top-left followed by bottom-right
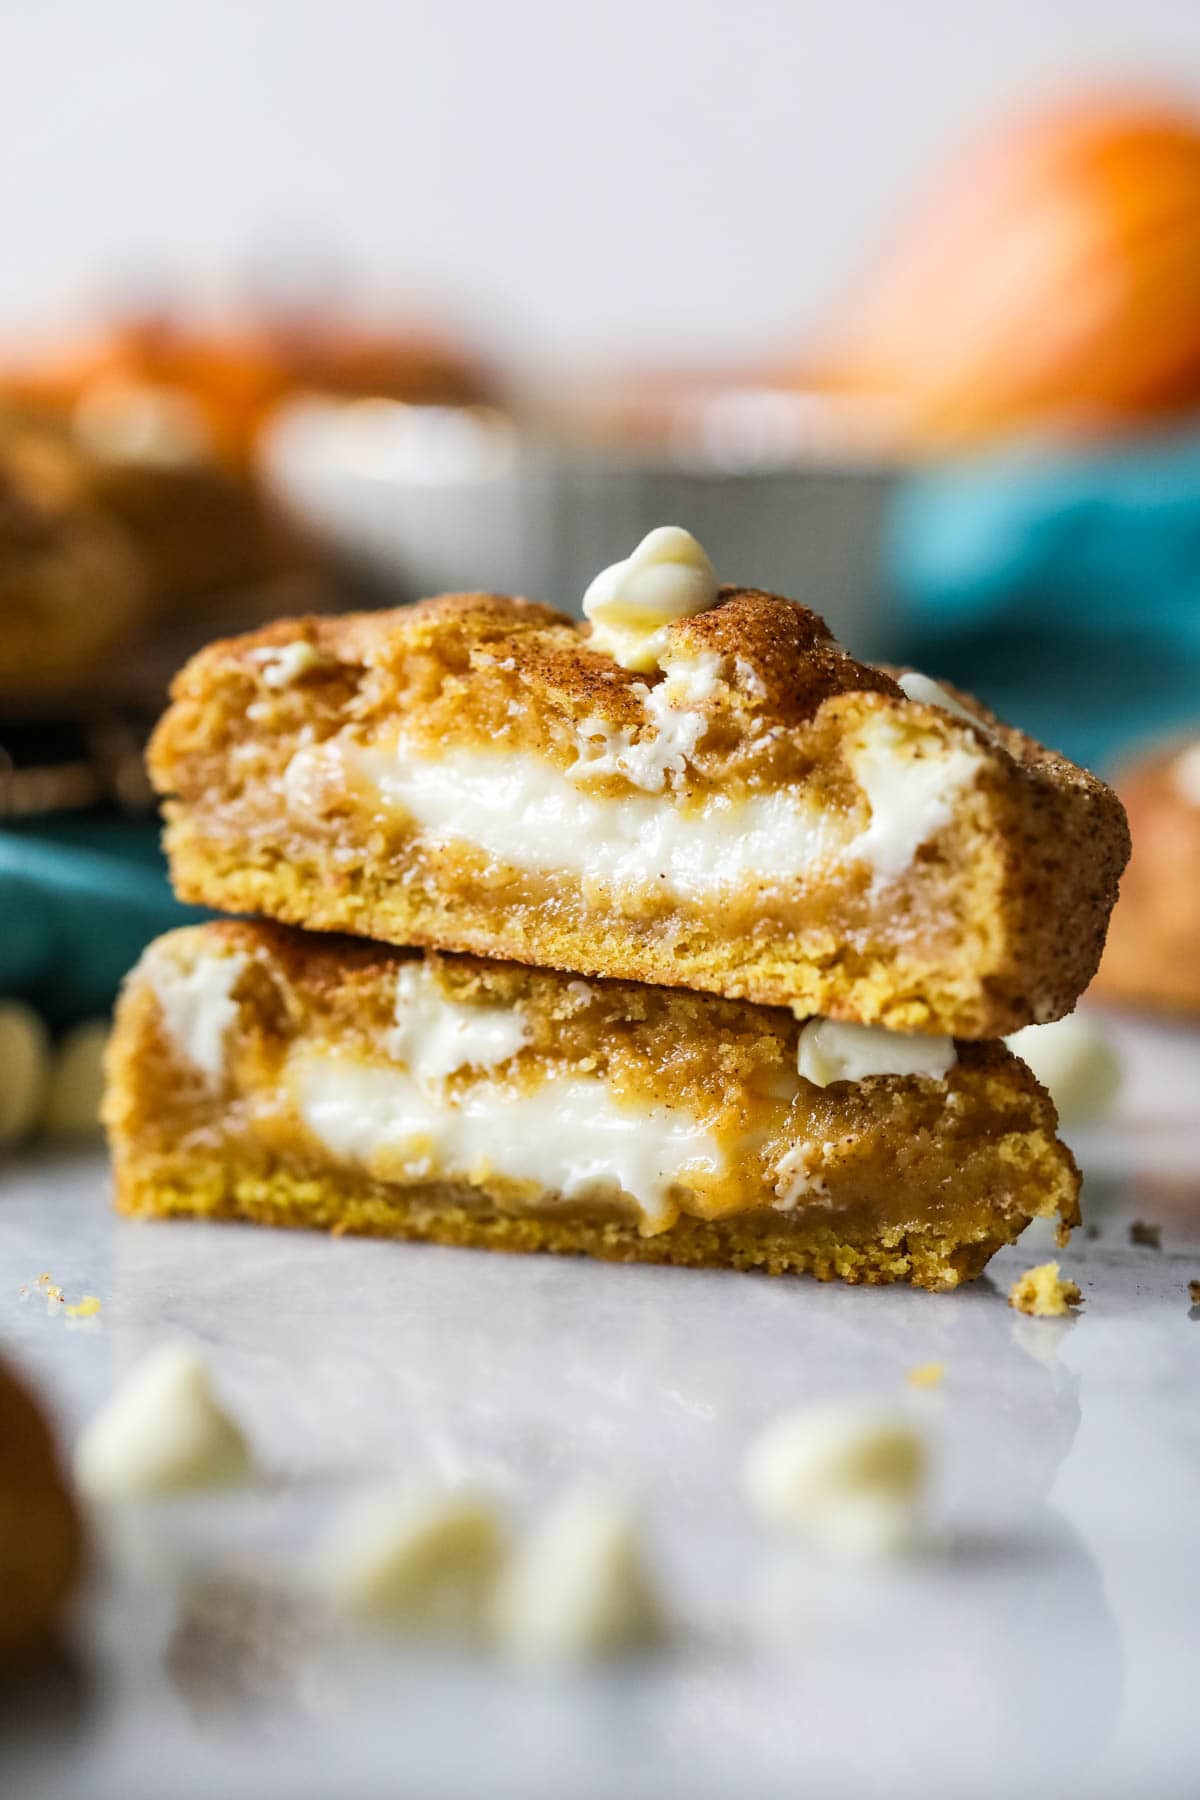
(261, 395), (900, 655)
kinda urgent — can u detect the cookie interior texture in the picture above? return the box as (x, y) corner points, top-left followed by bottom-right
(147, 588), (1129, 1039)
(104, 922), (1081, 1291)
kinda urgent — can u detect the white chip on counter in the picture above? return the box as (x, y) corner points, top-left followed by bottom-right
(743, 1402), (927, 1556)
(43, 1019), (109, 1138)
(75, 1343), (253, 1499)
(320, 1488), (506, 1634)
(1005, 1013), (1122, 1125)
(0, 1001), (52, 1148)
(491, 1485), (664, 1661)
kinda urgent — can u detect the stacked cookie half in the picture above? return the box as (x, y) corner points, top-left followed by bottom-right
(104, 530), (1129, 1289)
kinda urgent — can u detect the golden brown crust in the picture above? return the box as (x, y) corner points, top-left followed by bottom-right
(108, 1154), (1023, 1289)
(1093, 743), (1200, 1014)
(104, 922), (1080, 1290)
(148, 589), (1129, 1037)
(156, 585), (902, 735)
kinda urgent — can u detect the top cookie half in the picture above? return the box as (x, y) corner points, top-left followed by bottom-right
(148, 580), (1128, 1038)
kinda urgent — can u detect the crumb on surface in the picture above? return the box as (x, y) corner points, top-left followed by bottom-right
(1008, 1261), (1082, 1318)
(906, 1362), (945, 1389)
(35, 1274), (101, 1317)
(1188, 1280), (1200, 1305)
(1129, 1219), (1162, 1250)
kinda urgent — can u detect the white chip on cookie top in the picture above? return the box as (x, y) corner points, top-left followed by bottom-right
(797, 1017), (956, 1087)
(897, 670), (985, 730)
(582, 527), (719, 673)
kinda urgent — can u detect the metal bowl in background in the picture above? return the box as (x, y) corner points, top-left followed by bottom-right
(260, 391), (901, 656)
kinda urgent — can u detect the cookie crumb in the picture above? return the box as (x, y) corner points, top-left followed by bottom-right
(906, 1362), (945, 1389)
(1188, 1280), (1200, 1306)
(1129, 1220), (1162, 1250)
(1008, 1262), (1082, 1318)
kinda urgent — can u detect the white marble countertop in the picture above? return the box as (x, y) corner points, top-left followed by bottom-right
(3, 1010), (1200, 1800)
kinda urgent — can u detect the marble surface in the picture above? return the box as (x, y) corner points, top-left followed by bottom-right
(3, 1009), (1200, 1800)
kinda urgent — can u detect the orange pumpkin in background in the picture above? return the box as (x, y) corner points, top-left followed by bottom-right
(820, 92), (1200, 453)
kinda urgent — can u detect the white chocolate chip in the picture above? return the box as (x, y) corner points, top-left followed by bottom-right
(320, 1488), (506, 1634)
(248, 641), (328, 688)
(43, 1019), (109, 1138)
(0, 1002), (52, 1148)
(1171, 741), (1200, 807)
(797, 1017), (956, 1087)
(743, 1403), (927, 1556)
(1005, 1014), (1122, 1125)
(897, 670), (988, 731)
(582, 527), (719, 673)
(75, 1344), (252, 1500)
(491, 1485), (664, 1661)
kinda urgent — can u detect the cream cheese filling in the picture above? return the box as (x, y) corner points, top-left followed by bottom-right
(284, 707), (982, 897)
(151, 950), (965, 1233)
(148, 947), (247, 1083)
(387, 962), (529, 1085)
(287, 1053), (721, 1235)
(309, 741), (847, 898)
(848, 718), (984, 881)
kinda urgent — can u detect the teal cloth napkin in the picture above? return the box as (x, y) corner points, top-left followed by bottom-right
(888, 431), (1200, 772)
(0, 817), (205, 1027)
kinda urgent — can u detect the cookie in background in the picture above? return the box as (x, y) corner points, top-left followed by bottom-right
(0, 296), (496, 702)
(1093, 736), (1200, 1015)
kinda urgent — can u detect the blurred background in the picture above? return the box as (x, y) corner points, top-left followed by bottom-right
(4, 0), (1200, 1126)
